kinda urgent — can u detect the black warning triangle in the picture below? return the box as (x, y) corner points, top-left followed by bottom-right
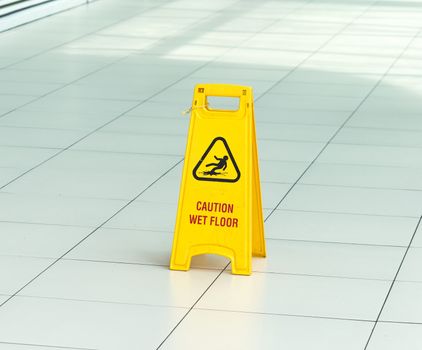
(193, 137), (241, 183)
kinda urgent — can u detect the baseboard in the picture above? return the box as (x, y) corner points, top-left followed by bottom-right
(0, 0), (96, 32)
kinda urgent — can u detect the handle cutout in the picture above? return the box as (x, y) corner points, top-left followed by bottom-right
(206, 96), (240, 112)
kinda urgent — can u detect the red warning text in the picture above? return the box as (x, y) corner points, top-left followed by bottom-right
(189, 201), (238, 228)
(196, 201), (234, 213)
(189, 214), (208, 225)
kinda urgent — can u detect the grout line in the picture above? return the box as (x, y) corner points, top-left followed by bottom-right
(15, 293), (191, 310)
(332, 141), (422, 150)
(59, 257), (221, 271)
(0, 158), (183, 309)
(364, 215), (422, 349)
(265, 237), (409, 249)
(293, 160), (422, 171)
(379, 320), (422, 326)
(293, 182), (422, 193)
(250, 270), (394, 282)
(344, 125), (422, 134)
(194, 306), (376, 323)
(268, 207), (420, 219)
(0, 220), (96, 229)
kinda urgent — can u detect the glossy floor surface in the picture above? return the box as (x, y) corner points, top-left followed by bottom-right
(1, 0), (422, 349)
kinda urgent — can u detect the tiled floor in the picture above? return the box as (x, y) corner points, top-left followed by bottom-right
(0, 0), (422, 349)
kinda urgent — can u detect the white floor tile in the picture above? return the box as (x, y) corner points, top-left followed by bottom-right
(0, 343), (87, 350)
(19, 95), (137, 117)
(347, 114), (422, 132)
(0, 68), (94, 85)
(0, 146), (57, 169)
(5, 151), (180, 200)
(304, 54), (393, 75)
(396, 248), (422, 282)
(265, 210), (417, 246)
(359, 96), (422, 115)
(258, 140), (324, 162)
(72, 131), (187, 156)
(161, 309), (373, 350)
(367, 322), (422, 350)
(125, 100), (188, 119)
(333, 127), (422, 148)
(256, 93), (362, 112)
(254, 106), (350, 126)
(380, 281), (422, 323)
(244, 33), (329, 52)
(256, 122), (337, 142)
(0, 296), (185, 350)
(261, 182), (292, 209)
(197, 272), (390, 320)
(215, 47), (309, 67)
(259, 160), (309, 183)
(0, 57), (17, 68)
(191, 66), (287, 82)
(105, 201), (177, 232)
(0, 95), (36, 115)
(412, 223), (422, 248)
(64, 34), (156, 51)
(20, 259), (220, 308)
(0, 168), (25, 187)
(0, 81), (62, 96)
(0, 192), (126, 226)
(52, 82), (155, 102)
(254, 239), (404, 280)
(0, 222), (90, 258)
(102, 115), (189, 136)
(0, 109), (119, 131)
(300, 163), (422, 190)
(10, 51), (114, 72)
(0, 127), (85, 149)
(317, 143), (422, 168)
(279, 184), (422, 217)
(0, 256), (53, 295)
(270, 81), (372, 98)
(283, 70), (379, 86)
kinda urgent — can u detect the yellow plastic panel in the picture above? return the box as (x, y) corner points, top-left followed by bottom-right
(170, 84), (266, 276)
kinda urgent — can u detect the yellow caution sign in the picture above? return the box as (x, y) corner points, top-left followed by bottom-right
(170, 84), (266, 275)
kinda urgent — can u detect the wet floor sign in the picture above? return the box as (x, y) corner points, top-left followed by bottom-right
(170, 84), (266, 275)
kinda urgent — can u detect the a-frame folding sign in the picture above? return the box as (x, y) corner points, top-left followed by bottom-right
(170, 84), (266, 275)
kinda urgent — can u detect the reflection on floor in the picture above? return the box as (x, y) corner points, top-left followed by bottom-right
(0, 0), (422, 349)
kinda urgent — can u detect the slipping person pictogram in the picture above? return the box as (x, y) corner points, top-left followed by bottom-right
(204, 155), (228, 176)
